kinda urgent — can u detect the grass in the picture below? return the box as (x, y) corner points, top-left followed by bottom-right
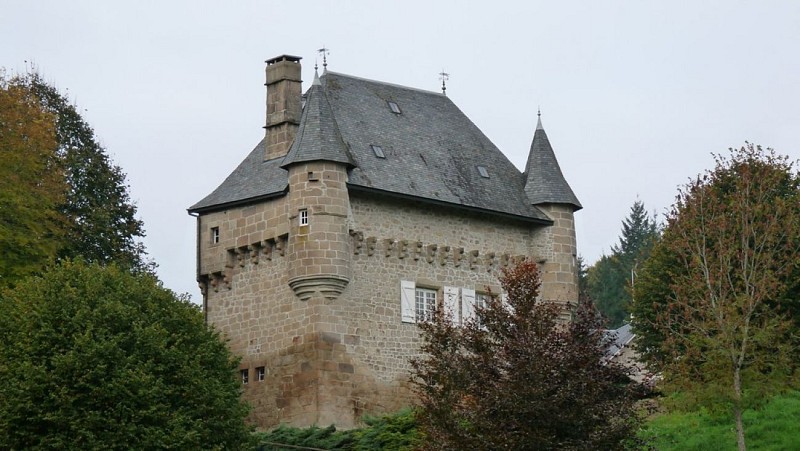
(639, 390), (800, 450)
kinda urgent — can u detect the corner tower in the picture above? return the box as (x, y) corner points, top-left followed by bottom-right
(523, 113), (582, 306)
(280, 72), (355, 301)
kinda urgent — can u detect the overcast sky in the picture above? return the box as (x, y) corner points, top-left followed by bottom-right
(3, 1), (799, 299)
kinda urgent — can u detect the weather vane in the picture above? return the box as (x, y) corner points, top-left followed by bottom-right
(439, 70), (449, 96)
(317, 46), (330, 71)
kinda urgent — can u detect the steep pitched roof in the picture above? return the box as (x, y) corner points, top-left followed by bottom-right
(280, 73), (354, 168)
(320, 72), (550, 222)
(189, 139), (287, 211)
(523, 116), (582, 210)
(190, 71), (564, 223)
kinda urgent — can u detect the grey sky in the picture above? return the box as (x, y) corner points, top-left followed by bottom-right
(3, 1), (799, 299)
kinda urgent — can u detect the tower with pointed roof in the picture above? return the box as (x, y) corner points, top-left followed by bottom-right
(524, 112), (582, 309)
(189, 55), (581, 430)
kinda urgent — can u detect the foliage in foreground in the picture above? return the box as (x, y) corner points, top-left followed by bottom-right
(411, 260), (643, 450)
(255, 409), (420, 450)
(0, 261), (252, 450)
(640, 390), (800, 450)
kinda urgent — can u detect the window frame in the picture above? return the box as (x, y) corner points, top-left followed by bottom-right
(299, 209), (309, 227)
(415, 287), (437, 323)
(240, 369), (249, 385)
(256, 366), (266, 382)
(387, 101), (402, 114)
(371, 144), (386, 158)
(211, 226), (220, 244)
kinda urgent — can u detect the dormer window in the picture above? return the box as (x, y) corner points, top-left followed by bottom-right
(299, 209), (309, 226)
(371, 145), (386, 158)
(387, 101), (402, 114)
(477, 166), (490, 178)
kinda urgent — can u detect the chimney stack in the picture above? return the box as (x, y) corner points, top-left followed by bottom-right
(264, 55), (302, 160)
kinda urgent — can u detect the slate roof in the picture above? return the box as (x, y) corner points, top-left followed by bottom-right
(190, 71), (577, 222)
(523, 116), (582, 210)
(281, 73), (355, 169)
(189, 139), (288, 211)
(605, 323), (635, 359)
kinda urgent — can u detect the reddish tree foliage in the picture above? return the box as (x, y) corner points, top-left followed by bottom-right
(411, 260), (642, 450)
(640, 144), (800, 450)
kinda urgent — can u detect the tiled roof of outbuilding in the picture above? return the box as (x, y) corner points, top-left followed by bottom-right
(190, 71), (576, 222)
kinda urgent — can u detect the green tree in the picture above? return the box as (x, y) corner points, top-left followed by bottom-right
(631, 144), (800, 451)
(587, 200), (659, 327)
(20, 72), (151, 272)
(0, 73), (66, 285)
(576, 255), (589, 298)
(0, 260), (253, 449)
(411, 260), (642, 450)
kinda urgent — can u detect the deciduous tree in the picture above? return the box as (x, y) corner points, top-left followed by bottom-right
(19, 72), (151, 272)
(0, 73), (65, 285)
(632, 144), (800, 450)
(0, 260), (253, 449)
(411, 260), (642, 450)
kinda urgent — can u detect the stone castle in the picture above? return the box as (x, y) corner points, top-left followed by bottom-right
(189, 54), (581, 429)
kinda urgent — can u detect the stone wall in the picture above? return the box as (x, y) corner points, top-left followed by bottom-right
(198, 190), (578, 430)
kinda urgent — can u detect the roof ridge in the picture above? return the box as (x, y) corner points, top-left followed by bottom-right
(323, 71), (445, 96)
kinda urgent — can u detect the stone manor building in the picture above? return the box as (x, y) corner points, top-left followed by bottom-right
(189, 54), (582, 429)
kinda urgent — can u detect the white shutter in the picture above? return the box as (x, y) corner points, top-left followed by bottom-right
(461, 288), (476, 324)
(444, 286), (460, 326)
(501, 293), (512, 313)
(401, 280), (416, 323)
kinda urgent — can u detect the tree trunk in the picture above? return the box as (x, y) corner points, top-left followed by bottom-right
(733, 366), (746, 451)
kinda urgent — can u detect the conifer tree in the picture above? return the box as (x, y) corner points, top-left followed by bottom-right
(587, 200), (659, 327)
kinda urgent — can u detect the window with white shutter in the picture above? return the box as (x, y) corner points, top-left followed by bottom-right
(444, 286), (460, 326)
(461, 288), (476, 324)
(401, 280), (416, 323)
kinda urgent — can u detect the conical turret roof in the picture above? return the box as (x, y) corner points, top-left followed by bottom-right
(280, 71), (355, 169)
(523, 116), (582, 210)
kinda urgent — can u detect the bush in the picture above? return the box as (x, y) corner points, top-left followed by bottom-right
(0, 261), (253, 450)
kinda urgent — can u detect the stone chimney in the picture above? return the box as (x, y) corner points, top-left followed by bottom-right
(264, 55), (302, 160)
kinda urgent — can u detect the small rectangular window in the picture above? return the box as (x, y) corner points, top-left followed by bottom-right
(241, 369), (249, 384)
(211, 227), (220, 244)
(256, 366), (266, 382)
(371, 145), (385, 158)
(387, 101), (402, 114)
(299, 209), (309, 226)
(415, 288), (437, 322)
(477, 166), (489, 178)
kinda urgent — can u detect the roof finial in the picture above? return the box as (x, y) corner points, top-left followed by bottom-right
(317, 46), (330, 72)
(536, 106), (543, 130)
(439, 70), (449, 96)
